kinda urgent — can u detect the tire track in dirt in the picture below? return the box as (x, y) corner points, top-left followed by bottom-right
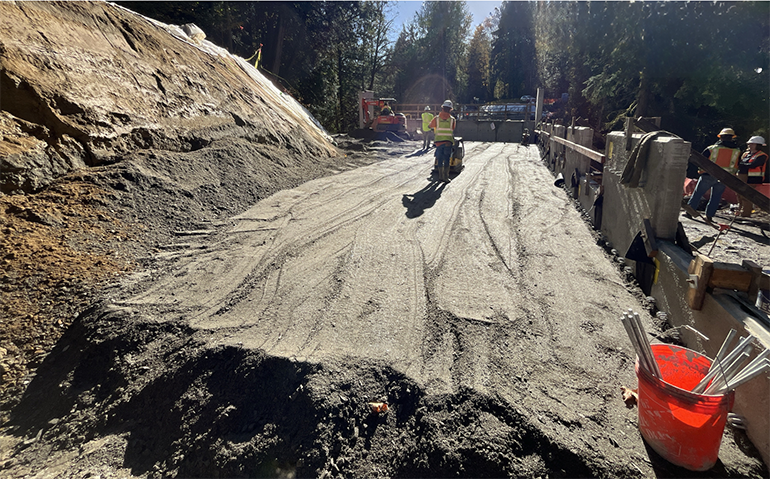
(405, 142), (510, 395)
(113, 141), (665, 474)
(477, 145), (653, 463)
(122, 157), (426, 318)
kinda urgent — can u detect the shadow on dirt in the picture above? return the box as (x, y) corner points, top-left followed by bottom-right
(641, 436), (765, 479)
(402, 181), (446, 219)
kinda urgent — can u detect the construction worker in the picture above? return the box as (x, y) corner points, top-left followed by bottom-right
(736, 135), (768, 217)
(429, 100), (456, 182)
(683, 128), (741, 224)
(421, 106), (434, 150)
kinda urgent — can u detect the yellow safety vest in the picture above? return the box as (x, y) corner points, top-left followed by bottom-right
(421, 112), (434, 132)
(434, 116), (454, 144)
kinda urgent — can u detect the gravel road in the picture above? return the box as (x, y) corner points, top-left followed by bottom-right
(2, 142), (765, 478)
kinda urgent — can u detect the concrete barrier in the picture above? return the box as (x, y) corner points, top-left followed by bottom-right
(455, 120), (524, 143)
(584, 128), (769, 467)
(602, 131), (690, 248)
(537, 124), (770, 467)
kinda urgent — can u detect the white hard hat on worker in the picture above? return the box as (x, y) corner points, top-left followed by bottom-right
(748, 135), (766, 146)
(442, 100), (453, 110)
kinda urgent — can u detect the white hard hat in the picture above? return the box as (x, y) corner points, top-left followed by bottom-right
(748, 135), (766, 146)
(424, 105), (430, 111)
(442, 100), (453, 109)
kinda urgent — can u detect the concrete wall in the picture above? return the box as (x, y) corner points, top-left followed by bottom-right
(602, 131), (690, 254)
(540, 125), (602, 222)
(652, 243), (770, 467)
(455, 120), (523, 143)
(537, 123), (770, 467)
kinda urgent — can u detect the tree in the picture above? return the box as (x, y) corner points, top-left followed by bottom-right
(490, 1), (536, 101)
(465, 23), (492, 103)
(392, 1), (472, 104)
(359, 1), (394, 91)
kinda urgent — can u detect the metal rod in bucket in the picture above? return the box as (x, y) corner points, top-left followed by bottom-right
(620, 310), (660, 379)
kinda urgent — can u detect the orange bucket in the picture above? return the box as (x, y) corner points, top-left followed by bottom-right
(636, 344), (734, 471)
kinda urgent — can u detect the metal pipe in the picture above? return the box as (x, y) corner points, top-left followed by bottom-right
(713, 329), (737, 365)
(709, 361), (770, 395)
(620, 314), (653, 374)
(694, 338), (753, 393)
(693, 336), (754, 393)
(704, 352), (750, 394)
(625, 312), (655, 376)
(632, 311), (661, 378)
(726, 352), (770, 385)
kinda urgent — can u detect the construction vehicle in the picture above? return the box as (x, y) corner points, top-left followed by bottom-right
(351, 91), (411, 141)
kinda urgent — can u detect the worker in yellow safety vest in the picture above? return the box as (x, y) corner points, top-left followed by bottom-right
(428, 100), (456, 183)
(683, 128), (741, 224)
(421, 106), (434, 150)
(736, 135), (768, 217)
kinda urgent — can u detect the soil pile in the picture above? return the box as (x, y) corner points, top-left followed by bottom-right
(0, 0), (379, 424)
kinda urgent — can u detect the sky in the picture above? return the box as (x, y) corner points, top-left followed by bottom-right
(390, 1), (502, 33)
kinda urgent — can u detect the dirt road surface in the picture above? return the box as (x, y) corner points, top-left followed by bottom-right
(1, 142), (766, 478)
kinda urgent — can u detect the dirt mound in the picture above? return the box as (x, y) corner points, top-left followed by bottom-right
(4, 302), (602, 478)
(0, 0), (393, 437)
(0, 130), (390, 413)
(0, 1), (336, 194)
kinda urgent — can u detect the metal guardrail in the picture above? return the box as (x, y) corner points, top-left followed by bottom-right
(396, 103), (537, 122)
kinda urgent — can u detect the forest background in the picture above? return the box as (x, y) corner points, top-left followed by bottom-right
(120, 1), (769, 151)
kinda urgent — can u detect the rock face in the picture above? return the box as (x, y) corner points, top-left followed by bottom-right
(0, 0), (336, 194)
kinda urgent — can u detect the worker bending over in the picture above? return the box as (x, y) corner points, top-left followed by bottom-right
(429, 100), (456, 183)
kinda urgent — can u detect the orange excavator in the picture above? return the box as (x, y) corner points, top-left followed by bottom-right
(352, 91), (410, 141)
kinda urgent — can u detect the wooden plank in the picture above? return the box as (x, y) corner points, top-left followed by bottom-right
(709, 263), (754, 292)
(634, 117), (770, 213)
(549, 135), (606, 163)
(642, 218), (658, 258)
(742, 260), (763, 303)
(761, 272), (770, 290)
(687, 254), (713, 310)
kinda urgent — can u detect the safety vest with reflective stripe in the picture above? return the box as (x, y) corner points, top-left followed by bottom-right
(421, 112), (434, 132)
(743, 151), (768, 183)
(707, 145), (741, 174)
(434, 116), (454, 144)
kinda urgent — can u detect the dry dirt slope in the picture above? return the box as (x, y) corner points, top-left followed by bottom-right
(0, 0), (350, 413)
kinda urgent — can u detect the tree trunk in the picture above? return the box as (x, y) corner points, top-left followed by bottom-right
(636, 70), (649, 118)
(272, 15), (285, 75)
